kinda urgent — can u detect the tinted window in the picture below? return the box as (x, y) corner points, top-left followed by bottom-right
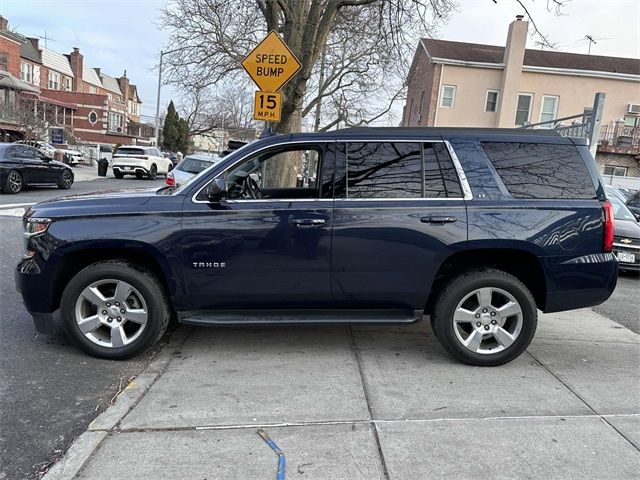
(344, 142), (462, 199)
(628, 192), (640, 207)
(347, 142), (422, 198)
(116, 148), (145, 156)
(481, 142), (596, 199)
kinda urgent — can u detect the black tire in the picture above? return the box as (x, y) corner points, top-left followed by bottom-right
(135, 171), (144, 180)
(148, 164), (157, 180)
(3, 170), (23, 194)
(114, 170), (124, 179)
(58, 169), (74, 189)
(431, 268), (537, 366)
(60, 261), (170, 360)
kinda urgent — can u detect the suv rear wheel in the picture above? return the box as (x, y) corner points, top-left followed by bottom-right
(431, 269), (537, 366)
(60, 261), (170, 359)
(148, 164), (157, 180)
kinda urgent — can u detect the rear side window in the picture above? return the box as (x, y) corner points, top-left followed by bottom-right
(345, 142), (463, 199)
(481, 142), (596, 199)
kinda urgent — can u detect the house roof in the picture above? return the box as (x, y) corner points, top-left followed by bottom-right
(421, 39), (640, 76)
(41, 47), (74, 77)
(128, 84), (141, 102)
(99, 72), (122, 96)
(0, 31), (41, 63)
(82, 65), (102, 88)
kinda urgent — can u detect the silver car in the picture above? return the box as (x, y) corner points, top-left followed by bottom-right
(166, 154), (221, 186)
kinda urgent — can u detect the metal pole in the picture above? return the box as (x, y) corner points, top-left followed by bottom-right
(588, 92), (605, 158)
(154, 51), (163, 147)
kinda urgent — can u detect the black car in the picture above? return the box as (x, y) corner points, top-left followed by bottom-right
(16, 127), (617, 366)
(626, 190), (640, 218)
(0, 143), (74, 194)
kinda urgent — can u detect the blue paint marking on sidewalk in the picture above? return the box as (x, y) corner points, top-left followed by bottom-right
(257, 429), (286, 480)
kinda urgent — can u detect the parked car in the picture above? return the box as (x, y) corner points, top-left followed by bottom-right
(0, 143), (73, 194)
(166, 154), (221, 186)
(605, 185), (629, 205)
(16, 128), (617, 365)
(112, 146), (172, 180)
(15, 140), (57, 157)
(626, 190), (640, 218)
(609, 195), (640, 272)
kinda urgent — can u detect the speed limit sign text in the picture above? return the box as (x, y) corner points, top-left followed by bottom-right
(254, 91), (283, 122)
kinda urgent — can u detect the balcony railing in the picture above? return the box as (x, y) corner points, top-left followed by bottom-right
(598, 124), (640, 154)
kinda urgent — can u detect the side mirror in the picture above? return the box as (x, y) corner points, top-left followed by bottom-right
(207, 176), (227, 202)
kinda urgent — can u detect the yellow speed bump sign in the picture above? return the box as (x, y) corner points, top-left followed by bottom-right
(242, 31), (301, 92)
(253, 91), (282, 122)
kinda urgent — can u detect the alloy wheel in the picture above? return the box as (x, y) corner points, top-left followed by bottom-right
(61, 171), (73, 188)
(9, 171), (22, 192)
(74, 279), (148, 348)
(452, 287), (523, 355)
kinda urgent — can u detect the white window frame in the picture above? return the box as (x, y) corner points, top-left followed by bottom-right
(603, 165), (628, 177)
(485, 90), (499, 112)
(539, 95), (559, 127)
(20, 62), (33, 83)
(515, 93), (534, 126)
(64, 76), (72, 91)
(440, 85), (456, 108)
(47, 70), (60, 90)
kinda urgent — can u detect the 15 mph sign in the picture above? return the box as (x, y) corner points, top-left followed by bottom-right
(242, 31), (301, 92)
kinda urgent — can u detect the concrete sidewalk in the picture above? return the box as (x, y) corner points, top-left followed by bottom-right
(44, 309), (640, 479)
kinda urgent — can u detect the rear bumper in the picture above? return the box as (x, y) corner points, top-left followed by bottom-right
(612, 244), (640, 272)
(542, 253), (618, 313)
(113, 165), (150, 175)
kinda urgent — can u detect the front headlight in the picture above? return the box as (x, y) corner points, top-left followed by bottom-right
(24, 218), (53, 237)
(23, 218), (52, 258)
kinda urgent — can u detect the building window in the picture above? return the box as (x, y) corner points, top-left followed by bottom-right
(0, 53), (7, 72)
(107, 93), (112, 101)
(540, 95), (559, 126)
(440, 85), (456, 108)
(48, 70), (61, 90)
(603, 165), (628, 177)
(108, 112), (124, 132)
(515, 93), (533, 126)
(87, 111), (98, 125)
(64, 77), (72, 91)
(20, 62), (33, 83)
(485, 90), (499, 112)
(624, 115), (639, 127)
(88, 85), (97, 94)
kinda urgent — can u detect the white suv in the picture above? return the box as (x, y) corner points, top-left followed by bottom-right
(112, 146), (172, 180)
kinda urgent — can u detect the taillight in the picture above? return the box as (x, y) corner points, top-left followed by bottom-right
(166, 173), (174, 186)
(603, 201), (614, 253)
(137, 155), (149, 160)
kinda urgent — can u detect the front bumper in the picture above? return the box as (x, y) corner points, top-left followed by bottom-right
(15, 257), (57, 333)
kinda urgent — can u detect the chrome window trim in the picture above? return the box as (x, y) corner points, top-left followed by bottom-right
(191, 138), (473, 204)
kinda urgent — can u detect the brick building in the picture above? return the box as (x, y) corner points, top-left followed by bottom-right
(0, 15), (150, 146)
(403, 17), (640, 177)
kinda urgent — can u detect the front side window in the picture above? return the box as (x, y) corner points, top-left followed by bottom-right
(485, 90), (499, 112)
(515, 94), (533, 126)
(343, 142), (462, 199)
(481, 142), (596, 199)
(223, 146), (323, 200)
(441, 85), (456, 108)
(540, 96), (559, 125)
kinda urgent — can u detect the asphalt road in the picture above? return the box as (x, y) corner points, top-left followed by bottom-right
(0, 177), (168, 480)
(0, 177), (638, 478)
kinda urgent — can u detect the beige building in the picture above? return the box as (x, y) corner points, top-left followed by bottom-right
(403, 17), (640, 178)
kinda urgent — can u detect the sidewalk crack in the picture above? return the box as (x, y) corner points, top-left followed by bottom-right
(348, 326), (391, 480)
(526, 350), (640, 453)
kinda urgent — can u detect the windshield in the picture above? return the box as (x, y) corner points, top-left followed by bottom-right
(177, 157), (219, 174)
(609, 195), (637, 222)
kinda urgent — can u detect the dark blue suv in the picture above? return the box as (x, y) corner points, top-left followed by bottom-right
(15, 128), (618, 365)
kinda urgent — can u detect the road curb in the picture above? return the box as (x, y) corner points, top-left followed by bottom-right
(41, 327), (191, 479)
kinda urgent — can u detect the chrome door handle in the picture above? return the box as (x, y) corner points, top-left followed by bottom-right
(420, 216), (457, 224)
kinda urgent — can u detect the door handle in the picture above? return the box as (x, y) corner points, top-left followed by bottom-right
(289, 218), (326, 227)
(420, 216), (457, 224)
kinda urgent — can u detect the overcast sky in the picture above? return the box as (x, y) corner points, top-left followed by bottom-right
(2, 0), (638, 124)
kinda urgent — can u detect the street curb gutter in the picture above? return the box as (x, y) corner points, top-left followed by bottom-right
(41, 327), (191, 480)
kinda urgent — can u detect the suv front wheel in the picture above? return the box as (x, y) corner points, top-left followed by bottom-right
(431, 269), (537, 366)
(60, 261), (170, 359)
